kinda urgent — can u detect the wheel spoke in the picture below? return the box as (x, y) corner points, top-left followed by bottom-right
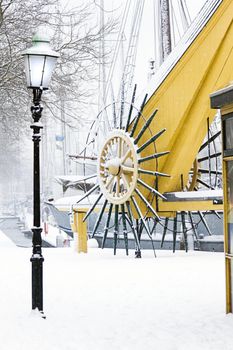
(161, 217), (169, 248)
(138, 168), (170, 177)
(109, 177), (115, 193)
(102, 203), (113, 249)
(116, 175), (120, 196)
(121, 148), (131, 164)
(83, 193), (103, 222)
(76, 184), (99, 204)
(107, 143), (114, 157)
(106, 175), (114, 189)
(125, 84), (137, 132)
(117, 137), (122, 158)
(91, 199), (108, 237)
(121, 203), (129, 255)
(137, 128), (166, 153)
(135, 188), (160, 221)
(131, 196), (153, 240)
(121, 173), (130, 190)
(134, 109), (158, 145)
(130, 93), (148, 137)
(121, 164), (134, 173)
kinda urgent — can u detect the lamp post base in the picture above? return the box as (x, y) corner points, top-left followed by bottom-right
(31, 308), (46, 319)
(31, 227), (44, 312)
(31, 253), (44, 312)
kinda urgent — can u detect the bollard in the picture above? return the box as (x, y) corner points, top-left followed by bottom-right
(73, 209), (88, 253)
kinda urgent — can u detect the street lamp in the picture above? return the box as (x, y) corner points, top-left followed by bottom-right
(22, 34), (59, 315)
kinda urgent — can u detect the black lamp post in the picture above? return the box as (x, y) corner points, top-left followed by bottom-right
(22, 34), (59, 315)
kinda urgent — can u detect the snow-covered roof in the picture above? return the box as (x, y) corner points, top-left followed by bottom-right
(52, 194), (104, 210)
(55, 174), (97, 189)
(164, 189), (223, 202)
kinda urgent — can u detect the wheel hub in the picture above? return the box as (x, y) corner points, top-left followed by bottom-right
(105, 157), (121, 176)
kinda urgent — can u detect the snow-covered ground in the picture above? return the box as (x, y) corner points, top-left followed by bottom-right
(1, 231), (233, 350)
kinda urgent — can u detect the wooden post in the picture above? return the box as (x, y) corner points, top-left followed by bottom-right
(73, 209), (88, 253)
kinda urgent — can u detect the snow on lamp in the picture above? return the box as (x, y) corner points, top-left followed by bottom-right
(22, 33), (59, 90)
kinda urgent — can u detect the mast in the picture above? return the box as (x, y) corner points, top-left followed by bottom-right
(160, 0), (172, 61)
(154, 0), (172, 69)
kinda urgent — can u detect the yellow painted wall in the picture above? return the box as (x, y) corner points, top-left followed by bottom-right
(135, 0), (233, 196)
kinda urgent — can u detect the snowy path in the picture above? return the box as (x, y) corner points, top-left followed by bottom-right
(0, 231), (233, 350)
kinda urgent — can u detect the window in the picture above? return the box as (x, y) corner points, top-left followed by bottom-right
(223, 113), (233, 156)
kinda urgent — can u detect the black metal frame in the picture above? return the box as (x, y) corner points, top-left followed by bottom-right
(30, 87), (45, 315)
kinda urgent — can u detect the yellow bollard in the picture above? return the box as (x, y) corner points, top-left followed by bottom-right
(73, 209), (88, 253)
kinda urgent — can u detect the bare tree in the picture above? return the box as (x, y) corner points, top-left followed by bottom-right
(0, 0), (116, 135)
